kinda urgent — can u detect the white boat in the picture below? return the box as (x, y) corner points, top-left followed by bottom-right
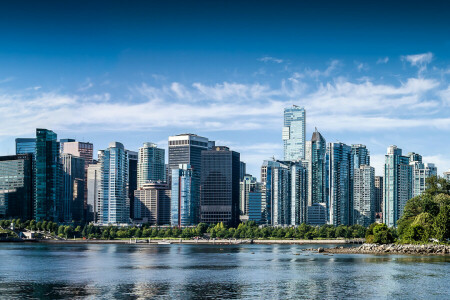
(158, 241), (171, 245)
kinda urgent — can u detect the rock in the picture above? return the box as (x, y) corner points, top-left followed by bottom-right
(317, 247), (324, 253)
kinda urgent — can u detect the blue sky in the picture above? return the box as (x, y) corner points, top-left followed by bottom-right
(1, 0), (450, 178)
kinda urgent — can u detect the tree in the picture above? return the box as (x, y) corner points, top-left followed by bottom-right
(372, 224), (395, 244)
(64, 226), (74, 239)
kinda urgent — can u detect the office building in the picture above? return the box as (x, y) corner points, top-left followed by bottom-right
(261, 160), (290, 226)
(374, 176), (383, 213)
(200, 146), (240, 226)
(0, 154), (34, 220)
(15, 138), (36, 155)
(171, 164), (195, 227)
(328, 142), (352, 226)
(239, 175), (261, 220)
(86, 163), (101, 222)
(248, 191), (263, 224)
(60, 140), (94, 168)
(137, 143), (165, 188)
(290, 161), (308, 225)
(283, 105), (306, 161)
(307, 203), (327, 225)
(354, 165), (375, 227)
(305, 128), (327, 206)
(134, 182), (171, 225)
(98, 142), (129, 224)
(239, 161), (246, 181)
(60, 153), (85, 222)
(127, 150), (138, 219)
(35, 129), (62, 222)
(383, 145), (413, 227)
(168, 134), (213, 223)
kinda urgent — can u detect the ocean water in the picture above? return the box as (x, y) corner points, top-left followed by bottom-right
(0, 243), (448, 299)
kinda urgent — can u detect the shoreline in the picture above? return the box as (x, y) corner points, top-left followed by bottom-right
(322, 243), (450, 255)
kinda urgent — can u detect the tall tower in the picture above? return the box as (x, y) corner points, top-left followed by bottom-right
(35, 129), (62, 222)
(354, 165), (375, 227)
(305, 128), (327, 206)
(137, 142), (165, 188)
(283, 106), (306, 161)
(383, 145), (413, 227)
(98, 142), (129, 224)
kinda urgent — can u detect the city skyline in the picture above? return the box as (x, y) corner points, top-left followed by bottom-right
(1, 1), (450, 179)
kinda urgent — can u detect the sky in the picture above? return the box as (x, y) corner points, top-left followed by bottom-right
(0, 0), (450, 178)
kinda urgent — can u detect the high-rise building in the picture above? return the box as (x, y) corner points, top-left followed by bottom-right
(410, 160), (437, 197)
(261, 160), (290, 226)
(327, 142), (352, 226)
(200, 146), (240, 226)
(134, 182), (171, 225)
(383, 145), (413, 227)
(60, 153), (85, 222)
(305, 129), (327, 206)
(239, 175), (261, 220)
(350, 144), (370, 224)
(35, 129), (62, 222)
(127, 150), (138, 219)
(290, 161), (308, 225)
(248, 191), (263, 224)
(354, 165), (375, 227)
(307, 203), (327, 225)
(0, 154), (34, 220)
(137, 143), (165, 188)
(374, 176), (383, 213)
(98, 142), (129, 224)
(171, 164), (195, 227)
(239, 161), (246, 182)
(15, 138), (36, 155)
(283, 105), (306, 161)
(86, 163), (101, 222)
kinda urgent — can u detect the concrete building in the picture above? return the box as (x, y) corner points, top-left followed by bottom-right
(283, 105), (306, 161)
(383, 145), (413, 227)
(410, 160), (437, 197)
(98, 142), (129, 224)
(0, 154), (34, 220)
(200, 146), (240, 226)
(86, 163), (101, 222)
(290, 161), (308, 225)
(353, 165), (375, 227)
(134, 182), (171, 225)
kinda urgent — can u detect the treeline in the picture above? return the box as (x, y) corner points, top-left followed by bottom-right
(0, 218), (367, 240)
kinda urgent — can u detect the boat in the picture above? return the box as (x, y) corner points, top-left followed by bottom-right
(158, 241), (171, 245)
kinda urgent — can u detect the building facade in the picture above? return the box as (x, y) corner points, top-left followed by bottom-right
(444, 170), (450, 181)
(374, 176), (383, 214)
(353, 165), (375, 227)
(35, 129), (62, 222)
(127, 150), (138, 219)
(134, 182), (171, 225)
(60, 153), (85, 222)
(305, 129), (327, 206)
(290, 161), (308, 225)
(0, 154), (34, 220)
(86, 163), (101, 222)
(137, 142), (165, 188)
(98, 142), (129, 224)
(15, 138), (36, 155)
(411, 161), (437, 197)
(200, 146), (240, 226)
(171, 164), (195, 227)
(283, 105), (306, 161)
(239, 175), (261, 220)
(383, 145), (413, 227)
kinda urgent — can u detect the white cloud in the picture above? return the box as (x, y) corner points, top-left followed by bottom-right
(376, 57), (389, 64)
(78, 78), (94, 91)
(402, 52), (433, 76)
(305, 60), (340, 78)
(258, 56), (284, 63)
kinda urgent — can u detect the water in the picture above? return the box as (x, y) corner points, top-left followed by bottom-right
(0, 243), (449, 299)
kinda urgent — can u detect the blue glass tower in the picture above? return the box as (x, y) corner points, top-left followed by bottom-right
(283, 105), (306, 161)
(171, 164), (194, 227)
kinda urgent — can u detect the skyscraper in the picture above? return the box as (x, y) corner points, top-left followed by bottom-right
(35, 129), (62, 222)
(353, 165), (375, 227)
(239, 175), (261, 220)
(168, 134), (212, 223)
(290, 161), (308, 225)
(98, 142), (129, 224)
(239, 161), (246, 181)
(409, 155), (437, 197)
(200, 146), (240, 226)
(127, 150), (138, 219)
(60, 153), (85, 222)
(305, 129), (327, 206)
(383, 145), (413, 227)
(0, 154), (34, 220)
(134, 182), (171, 225)
(137, 142), (165, 188)
(261, 160), (290, 226)
(86, 163), (101, 222)
(374, 176), (383, 214)
(171, 164), (195, 227)
(15, 138), (36, 155)
(283, 105), (306, 161)
(350, 144), (371, 224)
(327, 142), (352, 226)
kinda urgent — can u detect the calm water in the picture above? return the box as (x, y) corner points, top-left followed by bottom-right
(0, 243), (449, 299)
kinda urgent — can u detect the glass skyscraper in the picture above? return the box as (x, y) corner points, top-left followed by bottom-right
(290, 161), (308, 225)
(35, 129), (62, 222)
(305, 129), (327, 206)
(383, 145), (413, 227)
(283, 105), (306, 161)
(61, 153), (85, 222)
(15, 138), (36, 155)
(137, 142), (165, 188)
(98, 142), (129, 224)
(171, 164), (194, 227)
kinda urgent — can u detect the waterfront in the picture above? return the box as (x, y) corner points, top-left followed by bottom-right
(0, 243), (449, 299)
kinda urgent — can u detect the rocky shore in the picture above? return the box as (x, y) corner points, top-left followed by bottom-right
(322, 243), (450, 255)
